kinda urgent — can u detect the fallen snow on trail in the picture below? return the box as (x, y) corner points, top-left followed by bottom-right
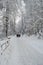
(0, 35), (43, 65)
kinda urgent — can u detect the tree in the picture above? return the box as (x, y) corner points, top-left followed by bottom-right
(3, 1), (10, 37)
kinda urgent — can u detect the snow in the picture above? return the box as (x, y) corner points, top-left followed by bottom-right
(0, 35), (43, 65)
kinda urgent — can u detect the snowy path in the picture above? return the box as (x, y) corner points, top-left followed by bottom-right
(0, 35), (43, 65)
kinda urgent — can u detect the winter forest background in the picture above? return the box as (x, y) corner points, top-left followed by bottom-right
(0, 0), (43, 65)
(0, 0), (43, 38)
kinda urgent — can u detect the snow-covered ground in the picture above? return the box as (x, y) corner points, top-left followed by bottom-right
(0, 35), (43, 65)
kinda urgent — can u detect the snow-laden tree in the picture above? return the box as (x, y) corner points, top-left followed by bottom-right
(23, 0), (43, 37)
(0, 0), (43, 37)
(2, 0), (26, 36)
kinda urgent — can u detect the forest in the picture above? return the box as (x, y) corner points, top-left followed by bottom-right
(0, 0), (43, 38)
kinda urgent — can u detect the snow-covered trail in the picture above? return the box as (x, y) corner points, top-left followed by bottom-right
(17, 36), (43, 65)
(0, 35), (43, 65)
